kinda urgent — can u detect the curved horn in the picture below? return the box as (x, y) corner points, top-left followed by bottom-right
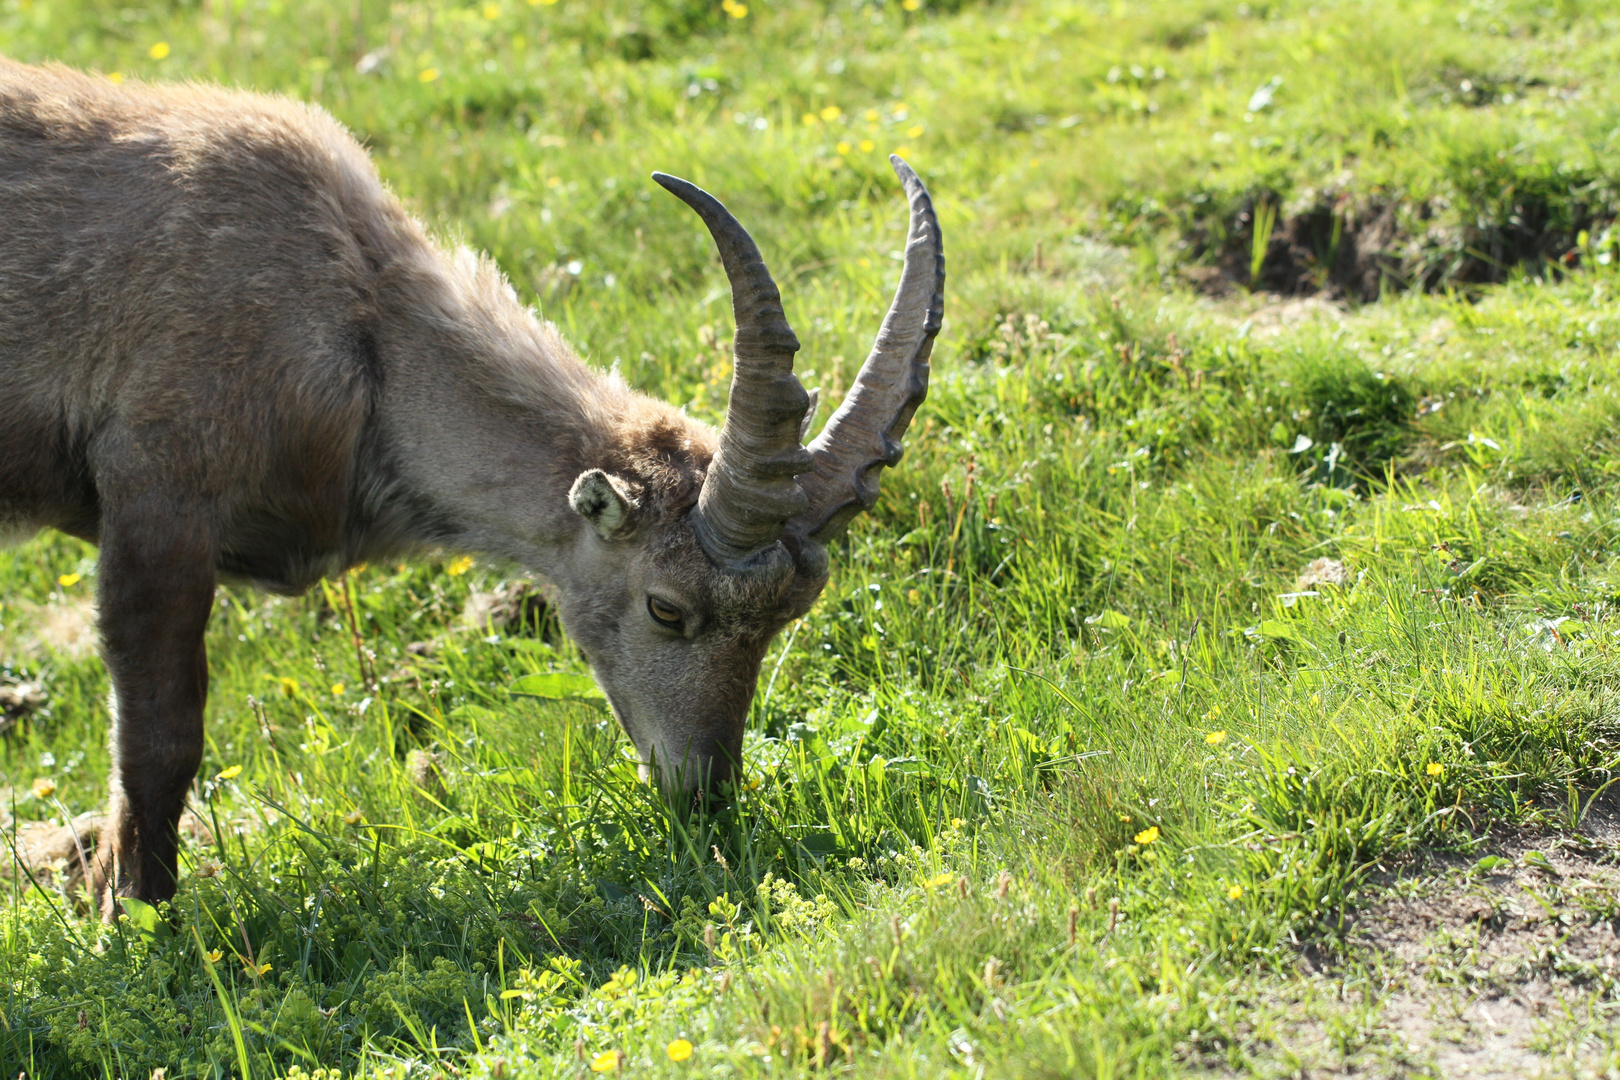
(653, 172), (813, 568)
(789, 156), (944, 545)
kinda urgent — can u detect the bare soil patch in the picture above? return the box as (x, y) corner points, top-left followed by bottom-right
(1233, 809), (1620, 1077)
(1, 593), (98, 662)
(1182, 199), (1400, 301)
(3, 808), (216, 899)
(460, 578), (556, 639)
(1340, 836), (1620, 1077)
(1184, 192), (1600, 302)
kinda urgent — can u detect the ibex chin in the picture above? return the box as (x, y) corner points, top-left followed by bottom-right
(0, 59), (943, 909)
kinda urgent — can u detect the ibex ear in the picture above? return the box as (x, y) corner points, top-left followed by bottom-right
(569, 469), (638, 541)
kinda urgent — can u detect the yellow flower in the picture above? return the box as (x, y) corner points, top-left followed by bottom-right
(1205, 730), (1226, 745)
(801, 112), (819, 126)
(107, 72), (124, 84)
(864, 108), (880, 121)
(528, 0), (558, 5)
(907, 124), (925, 138)
(667, 1039), (694, 1062)
(819, 105), (842, 122)
(446, 554), (474, 576)
(1228, 885), (1243, 900)
(205, 949), (223, 963)
(57, 572), (81, 587)
(545, 176), (562, 188)
(215, 765), (243, 782)
(901, 0), (922, 9)
(721, 0), (748, 17)
(482, 1), (500, 17)
(859, 139), (875, 152)
(892, 145), (913, 158)
(1204, 705), (1222, 720)
(836, 141), (851, 155)
(330, 682), (346, 697)
(418, 68), (440, 83)
(1426, 762), (1444, 777)
(148, 42), (170, 60)
(1134, 825), (1159, 845)
(344, 808), (366, 825)
(31, 777), (56, 799)
(589, 1050), (621, 1073)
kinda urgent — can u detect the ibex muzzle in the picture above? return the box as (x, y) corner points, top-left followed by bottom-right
(0, 60), (943, 909)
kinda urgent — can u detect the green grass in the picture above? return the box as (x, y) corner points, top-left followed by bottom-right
(6, 0), (1620, 1075)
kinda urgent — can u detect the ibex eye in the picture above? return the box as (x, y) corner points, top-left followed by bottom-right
(647, 596), (684, 629)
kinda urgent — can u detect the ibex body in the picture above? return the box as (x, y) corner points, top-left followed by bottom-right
(0, 59), (942, 910)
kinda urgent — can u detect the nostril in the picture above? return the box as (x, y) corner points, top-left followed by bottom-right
(657, 739), (738, 785)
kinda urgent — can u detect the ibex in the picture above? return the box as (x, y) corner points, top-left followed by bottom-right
(0, 59), (943, 909)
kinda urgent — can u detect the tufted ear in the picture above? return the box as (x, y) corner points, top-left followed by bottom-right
(569, 469), (638, 541)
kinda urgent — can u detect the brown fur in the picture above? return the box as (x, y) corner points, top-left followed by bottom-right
(0, 59), (823, 912)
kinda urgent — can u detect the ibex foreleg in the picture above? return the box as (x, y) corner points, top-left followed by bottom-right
(91, 498), (216, 914)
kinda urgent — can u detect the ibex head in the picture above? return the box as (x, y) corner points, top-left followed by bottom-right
(546, 157), (943, 804)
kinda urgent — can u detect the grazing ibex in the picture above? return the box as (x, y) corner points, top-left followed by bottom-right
(0, 59), (943, 909)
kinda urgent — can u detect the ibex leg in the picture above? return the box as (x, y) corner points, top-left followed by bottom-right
(90, 499), (216, 914)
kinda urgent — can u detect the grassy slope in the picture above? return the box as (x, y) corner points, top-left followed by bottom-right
(3, 0), (1620, 1075)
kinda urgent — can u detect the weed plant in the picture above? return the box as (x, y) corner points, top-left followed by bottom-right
(5, 0), (1620, 1076)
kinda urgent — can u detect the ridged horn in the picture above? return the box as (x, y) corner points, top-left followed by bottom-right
(789, 156), (944, 545)
(653, 172), (814, 569)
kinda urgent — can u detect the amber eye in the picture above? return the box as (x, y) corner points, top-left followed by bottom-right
(647, 596), (684, 629)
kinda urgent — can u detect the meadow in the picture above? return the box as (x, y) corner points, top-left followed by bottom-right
(5, 0), (1620, 1075)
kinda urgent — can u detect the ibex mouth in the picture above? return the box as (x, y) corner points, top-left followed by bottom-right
(645, 741), (739, 810)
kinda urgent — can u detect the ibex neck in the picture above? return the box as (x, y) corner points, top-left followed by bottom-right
(365, 248), (710, 570)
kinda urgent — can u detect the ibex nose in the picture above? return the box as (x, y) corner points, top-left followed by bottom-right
(654, 738), (739, 811)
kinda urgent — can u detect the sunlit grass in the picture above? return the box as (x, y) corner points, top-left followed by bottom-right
(6, 0), (1620, 1076)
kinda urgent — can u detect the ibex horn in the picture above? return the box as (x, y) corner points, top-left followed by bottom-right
(653, 172), (814, 569)
(789, 156), (944, 544)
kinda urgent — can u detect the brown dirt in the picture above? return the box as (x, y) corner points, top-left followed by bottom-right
(3, 809), (217, 896)
(1184, 193), (1599, 303)
(0, 678), (46, 737)
(1, 593), (99, 662)
(1, 811), (101, 891)
(1339, 837), (1620, 1077)
(460, 578), (556, 639)
(1229, 806), (1620, 1077)
(1185, 197), (1405, 301)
